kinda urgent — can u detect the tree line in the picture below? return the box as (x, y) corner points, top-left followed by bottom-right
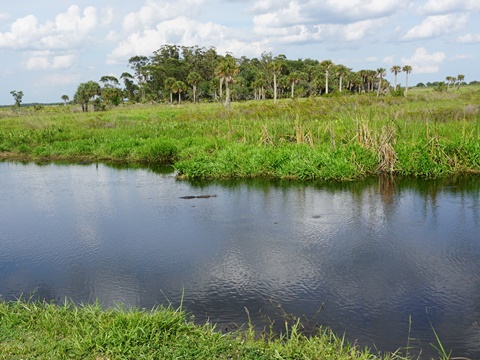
(71, 44), (416, 111)
(7, 45), (472, 109)
(41, 45), (412, 111)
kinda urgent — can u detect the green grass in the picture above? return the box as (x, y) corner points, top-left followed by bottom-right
(1, 86), (480, 180)
(0, 298), (409, 360)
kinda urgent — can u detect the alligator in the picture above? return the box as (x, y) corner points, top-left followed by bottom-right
(179, 195), (217, 199)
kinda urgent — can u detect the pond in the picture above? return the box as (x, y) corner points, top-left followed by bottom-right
(1, 161), (480, 358)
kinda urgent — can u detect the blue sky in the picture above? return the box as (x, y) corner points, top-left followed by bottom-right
(0, 0), (479, 105)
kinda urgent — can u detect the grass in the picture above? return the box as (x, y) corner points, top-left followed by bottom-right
(1, 86), (480, 181)
(0, 298), (410, 360)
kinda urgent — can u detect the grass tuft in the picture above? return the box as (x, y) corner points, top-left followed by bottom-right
(0, 298), (411, 359)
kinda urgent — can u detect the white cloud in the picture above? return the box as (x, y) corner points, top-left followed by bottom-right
(52, 54), (76, 69)
(383, 56), (395, 64)
(401, 47), (445, 73)
(450, 54), (473, 60)
(0, 5), (100, 50)
(25, 51), (76, 70)
(457, 33), (480, 43)
(253, 17), (386, 46)
(122, 0), (206, 32)
(250, 0), (290, 13)
(26, 54), (50, 70)
(252, 1), (303, 30)
(101, 7), (114, 27)
(402, 14), (468, 40)
(108, 16), (268, 64)
(321, 0), (410, 22)
(419, 0), (480, 14)
(250, 0), (410, 24)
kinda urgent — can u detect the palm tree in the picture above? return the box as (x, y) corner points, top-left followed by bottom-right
(376, 68), (386, 97)
(446, 76), (453, 90)
(215, 55), (239, 108)
(357, 70), (369, 93)
(287, 71), (306, 98)
(402, 65), (412, 95)
(164, 77), (176, 104)
(61, 95), (69, 106)
(390, 65), (402, 91)
(74, 81), (101, 112)
(335, 64), (349, 92)
(186, 72), (202, 104)
(319, 60), (334, 94)
(451, 77), (457, 90)
(174, 81), (187, 104)
(252, 71), (268, 100)
(269, 57), (284, 104)
(457, 74), (465, 90)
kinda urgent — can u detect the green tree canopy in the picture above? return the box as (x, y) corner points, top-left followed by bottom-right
(10, 90), (24, 107)
(74, 81), (101, 112)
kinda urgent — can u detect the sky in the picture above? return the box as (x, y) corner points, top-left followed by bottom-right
(0, 0), (479, 105)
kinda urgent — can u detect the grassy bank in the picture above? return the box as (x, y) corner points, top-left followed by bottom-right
(1, 87), (480, 180)
(0, 299), (407, 359)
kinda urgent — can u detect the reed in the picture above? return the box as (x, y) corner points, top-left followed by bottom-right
(1, 86), (480, 180)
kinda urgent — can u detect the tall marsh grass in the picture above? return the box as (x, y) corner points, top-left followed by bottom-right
(1, 87), (480, 180)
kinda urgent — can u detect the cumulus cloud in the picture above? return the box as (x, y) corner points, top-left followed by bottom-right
(457, 33), (480, 43)
(122, 0), (206, 32)
(320, 0), (410, 22)
(0, 5), (101, 50)
(402, 14), (468, 40)
(108, 16), (268, 63)
(250, 0), (410, 24)
(401, 47), (445, 73)
(253, 15), (386, 45)
(25, 51), (76, 70)
(100, 7), (114, 27)
(419, 0), (480, 14)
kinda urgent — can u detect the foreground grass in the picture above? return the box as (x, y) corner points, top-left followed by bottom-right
(1, 87), (480, 180)
(0, 299), (410, 360)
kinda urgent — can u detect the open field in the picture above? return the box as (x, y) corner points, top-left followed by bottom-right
(1, 86), (480, 180)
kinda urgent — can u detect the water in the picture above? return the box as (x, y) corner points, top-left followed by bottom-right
(1, 161), (480, 358)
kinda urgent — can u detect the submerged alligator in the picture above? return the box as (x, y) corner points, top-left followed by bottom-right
(179, 195), (217, 199)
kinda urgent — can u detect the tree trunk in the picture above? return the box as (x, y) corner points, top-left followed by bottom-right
(193, 85), (197, 104)
(219, 77), (224, 100)
(291, 81), (295, 98)
(224, 77), (231, 108)
(325, 71), (329, 94)
(273, 72), (277, 104)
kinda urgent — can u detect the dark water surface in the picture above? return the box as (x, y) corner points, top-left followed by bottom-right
(1, 161), (480, 358)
